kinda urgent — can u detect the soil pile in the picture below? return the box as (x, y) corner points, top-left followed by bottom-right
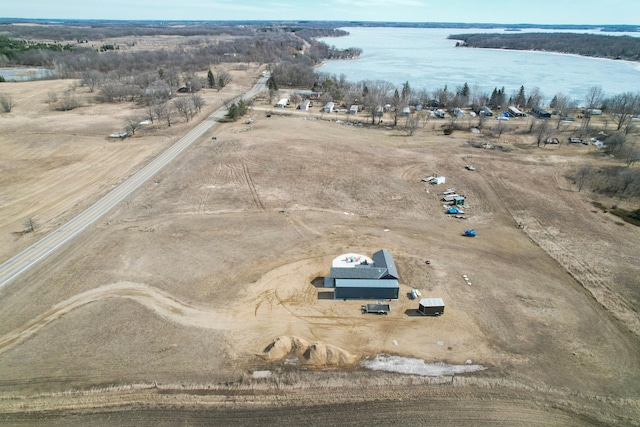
(261, 336), (357, 367)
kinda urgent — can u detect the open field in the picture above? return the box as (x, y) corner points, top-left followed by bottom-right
(0, 77), (639, 425)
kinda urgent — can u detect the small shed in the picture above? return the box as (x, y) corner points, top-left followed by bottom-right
(452, 196), (465, 206)
(275, 98), (288, 108)
(433, 176), (446, 185)
(350, 105), (359, 114)
(323, 102), (335, 113)
(299, 100), (311, 111)
(418, 298), (445, 316)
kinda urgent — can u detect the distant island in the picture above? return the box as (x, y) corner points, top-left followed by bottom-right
(448, 32), (640, 62)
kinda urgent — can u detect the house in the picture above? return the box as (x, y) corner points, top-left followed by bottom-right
(326, 250), (400, 300)
(299, 100), (311, 111)
(275, 98), (289, 108)
(323, 102), (335, 113)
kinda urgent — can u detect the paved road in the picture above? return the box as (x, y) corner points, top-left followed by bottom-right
(0, 74), (269, 290)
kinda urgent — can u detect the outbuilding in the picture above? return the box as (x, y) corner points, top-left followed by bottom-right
(433, 176), (446, 185)
(452, 196), (465, 206)
(418, 298), (445, 316)
(327, 250), (400, 300)
(350, 105), (359, 114)
(275, 98), (288, 108)
(323, 102), (335, 113)
(299, 100), (311, 111)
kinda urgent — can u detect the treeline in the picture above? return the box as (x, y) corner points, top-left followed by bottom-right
(0, 20), (348, 43)
(0, 22), (356, 70)
(0, 36), (73, 60)
(449, 33), (640, 61)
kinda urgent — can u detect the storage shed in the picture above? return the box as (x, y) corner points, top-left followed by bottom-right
(452, 196), (465, 206)
(299, 100), (311, 111)
(433, 176), (446, 185)
(418, 298), (445, 316)
(323, 102), (335, 113)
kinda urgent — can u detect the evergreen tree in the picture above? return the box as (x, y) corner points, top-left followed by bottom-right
(460, 82), (470, 98)
(207, 69), (215, 88)
(516, 85), (526, 107)
(401, 81), (411, 100)
(267, 76), (278, 91)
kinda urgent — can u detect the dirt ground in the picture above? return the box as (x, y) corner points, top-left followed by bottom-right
(0, 76), (639, 425)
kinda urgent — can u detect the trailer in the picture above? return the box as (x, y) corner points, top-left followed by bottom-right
(361, 303), (390, 315)
(417, 298), (445, 316)
(442, 194), (460, 202)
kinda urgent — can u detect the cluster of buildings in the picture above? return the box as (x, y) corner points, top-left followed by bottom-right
(323, 250), (445, 316)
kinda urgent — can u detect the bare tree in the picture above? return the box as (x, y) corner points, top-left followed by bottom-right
(0, 93), (15, 113)
(607, 92), (640, 131)
(495, 118), (507, 138)
(23, 217), (39, 234)
(575, 163), (593, 192)
(361, 80), (392, 125)
(582, 85), (604, 129)
(216, 71), (232, 89)
(624, 142), (640, 167)
(405, 114), (419, 135)
(123, 115), (145, 136)
(81, 70), (103, 93)
(551, 93), (575, 129)
(190, 94), (205, 113)
(173, 97), (194, 122)
(525, 87), (544, 109)
(534, 119), (553, 147)
(160, 101), (174, 127)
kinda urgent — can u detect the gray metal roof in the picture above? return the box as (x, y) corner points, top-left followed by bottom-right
(330, 266), (387, 280)
(419, 298), (445, 307)
(335, 279), (399, 288)
(330, 249), (399, 280)
(372, 249), (399, 279)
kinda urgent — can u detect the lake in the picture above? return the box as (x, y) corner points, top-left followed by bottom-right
(0, 68), (56, 81)
(318, 27), (640, 104)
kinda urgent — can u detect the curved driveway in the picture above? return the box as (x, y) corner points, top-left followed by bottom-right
(0, 74), (268, 290)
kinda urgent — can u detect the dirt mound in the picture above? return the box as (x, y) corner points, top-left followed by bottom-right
(261, 336), (357, 367)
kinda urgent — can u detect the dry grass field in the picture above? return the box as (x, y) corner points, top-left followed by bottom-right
(0, 72), (639, 425)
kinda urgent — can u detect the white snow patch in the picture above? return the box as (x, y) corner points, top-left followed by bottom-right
(363, 355), (486, 376)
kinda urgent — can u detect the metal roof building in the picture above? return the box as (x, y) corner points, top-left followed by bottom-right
(328, 250), (400, 300)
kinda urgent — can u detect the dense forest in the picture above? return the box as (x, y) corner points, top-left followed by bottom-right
(449, 32), (640, 61)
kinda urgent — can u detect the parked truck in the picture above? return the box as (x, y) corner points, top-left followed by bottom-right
(361, 303), (390, 315)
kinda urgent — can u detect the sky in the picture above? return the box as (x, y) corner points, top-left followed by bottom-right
(2, 0), (639, 25)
